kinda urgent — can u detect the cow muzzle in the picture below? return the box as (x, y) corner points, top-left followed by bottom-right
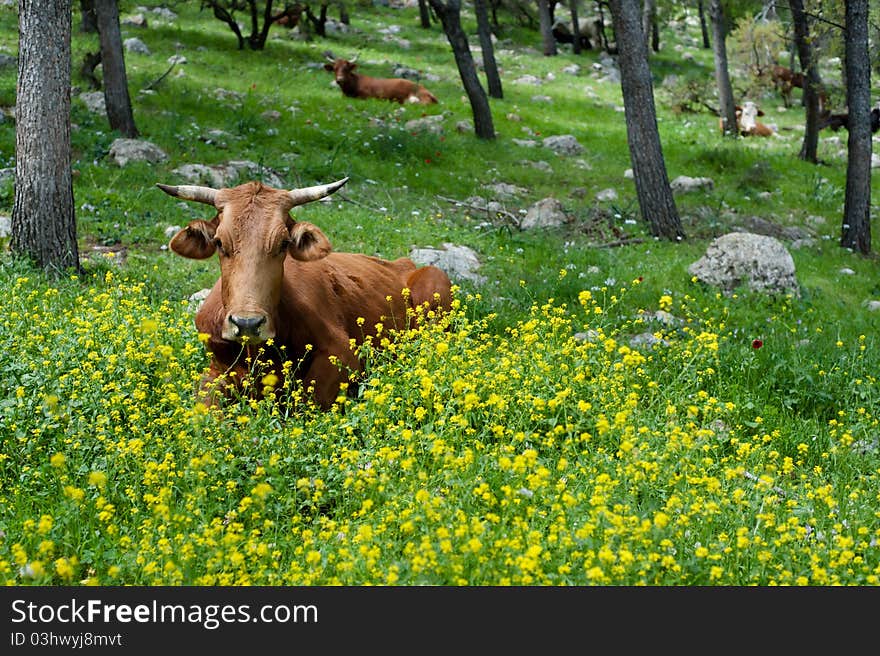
(224, 313), (270, 342)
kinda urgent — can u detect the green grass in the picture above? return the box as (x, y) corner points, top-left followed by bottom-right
(0, 3), (878, 585)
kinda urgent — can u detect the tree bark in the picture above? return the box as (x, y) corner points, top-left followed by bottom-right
(79, 0), (97, 32)
(418, 0), (432, 28)
(642, 0), (656, 54)
(840, 0), (872, 254)
(475, 0), (503, 98)
(428, 0), (496, 140)
(788, 0), (820, 163)
(608, 0), (684, 241)
(537, 0), (557, 55)
(95, 0), (138, 137)
(569, 0), (581, 54)
(709, 0), (737, 138)
(13, 0), (79, 274)
(697, 0), (710, 48)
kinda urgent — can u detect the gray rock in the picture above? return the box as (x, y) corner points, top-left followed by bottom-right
(123, 37), (151, 55)
(404, 114), (444, 134)
(482, 182), (528, 199)
(688, 232), (800, 296)
(79, 91), (107, 116)
(121, 13), (148, 28)
(513, 75), (542, 85)
(670, 175), (714, 194)
(171, 161), (286, 189)
(108, 138), (167, 167)
(409, 243), (486, 285)
(0, 214), (10, 238)
(521, 197), (569, 230)
(542, 134), (584, 156)
(629, 332), (670, 348)
(187, 288), (212, 313)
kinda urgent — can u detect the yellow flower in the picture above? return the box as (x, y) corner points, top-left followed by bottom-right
(141, 318), (159, 334)
(63, 486), (85, 502)
(37, 515), (53, 535)
(88, 471), (107, 489)
(251, 483), (273, 500)
(54, 557), (76, 581)
(49, 452), (66, 469)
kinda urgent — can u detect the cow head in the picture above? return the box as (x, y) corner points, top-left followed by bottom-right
(323, 51), (358, 86)
(160, 178), (348, 343)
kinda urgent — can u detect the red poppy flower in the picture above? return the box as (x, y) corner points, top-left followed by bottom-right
(752, 339), (763, 349)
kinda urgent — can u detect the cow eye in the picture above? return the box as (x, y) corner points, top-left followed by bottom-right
(279, 239), (291, 254)
(213, 239), (226, 255)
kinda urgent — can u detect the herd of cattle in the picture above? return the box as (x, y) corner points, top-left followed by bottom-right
(161, 41), (878, 411)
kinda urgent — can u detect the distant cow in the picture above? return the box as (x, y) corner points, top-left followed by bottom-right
(271, 2), (303, 28)
(323, 52), (438, 105)
(159, 177), (452, 410)
(819, 107), (880, 134)
(551, 17), (603, 50)
(770, 65), (804, 108)
(719, 102), (774, 137)
(736, 101), (774, 137)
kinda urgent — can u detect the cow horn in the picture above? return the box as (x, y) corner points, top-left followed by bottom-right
(156, 183), (218, 206)
(349, 53), (358, 63)
(323, 49), (336, 62)
(287, 177), (349, 207)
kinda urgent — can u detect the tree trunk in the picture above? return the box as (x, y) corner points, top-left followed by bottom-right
(697, 0), (710, 48)
(608, 0), (684, 241)
(428, 0), (495, 140)
(95, 0), (138, 137)
(537, 0), (557, 55)
(840, 0), (872, 254)
(13, 0), (79, 274)
(418, 0), (432, 28)
(209, 2), (246, 49)
(79, 0), (97, 32)
(788, 0), (820, 163)
(475, 0), (503, 98)
(569, 1), (581, 55)
(642, 0), (656, 54)
(709, 0), (737, 137)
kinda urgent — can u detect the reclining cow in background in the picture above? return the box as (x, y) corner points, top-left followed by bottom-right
(719, 102), (774, 137)
(159, 177), (452, 410)
(323, 52), (438, 105)
(551, 16), (603, 50)
(819, 106), (880, 134)
(736, 101), (775, 137)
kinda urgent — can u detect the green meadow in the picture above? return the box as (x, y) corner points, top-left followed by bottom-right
(0, 3), (878, 585)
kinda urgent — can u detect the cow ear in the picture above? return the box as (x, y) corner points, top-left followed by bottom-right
(288, 222), (332, 261)
(169, 217), (219, 260)
(323, 63), (333, 72)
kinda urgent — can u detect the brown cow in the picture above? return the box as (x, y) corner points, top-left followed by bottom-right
(818, 107), (880, 134)
(770, 65), (804, 108)
(736, 101), (774, 137)
(159, 177), (452, 410)
(718, 103), (774, 137)
(323, 53), (438, 105)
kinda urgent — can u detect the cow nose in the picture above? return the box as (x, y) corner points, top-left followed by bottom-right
(229, 314), (266, 337)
